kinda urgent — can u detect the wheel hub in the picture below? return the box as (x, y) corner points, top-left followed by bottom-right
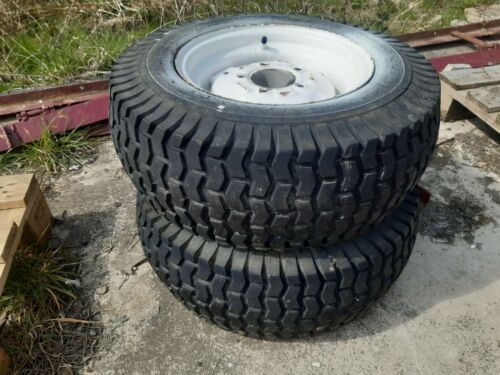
(211, 61), (336, 105)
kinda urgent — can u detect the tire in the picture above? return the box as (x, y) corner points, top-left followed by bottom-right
(137, 189), (420, 338)
(112, 15), (439, 250)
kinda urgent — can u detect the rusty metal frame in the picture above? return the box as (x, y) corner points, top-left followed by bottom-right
(0, 80), (108, 117)
(0, 97), (108, 152)
(0, 81), (109, 152)
(450, 30), (499, 51)
(397, 19), (500, 49)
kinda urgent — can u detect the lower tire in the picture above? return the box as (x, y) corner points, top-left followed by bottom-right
(137, 189), (420, 338)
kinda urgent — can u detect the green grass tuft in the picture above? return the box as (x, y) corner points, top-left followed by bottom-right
(0, 24), (156, 92)
(0, 127), (96, 176)
(0, 246), (76, 328)
(0, 244), (81, 372)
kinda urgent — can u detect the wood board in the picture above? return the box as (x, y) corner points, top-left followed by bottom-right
(0, 174), (52, 295)
(440, 66), (500, 135)
(440, 65), (500, 90)
(466, 85), (500, 113)
(0, 174), (35, 209)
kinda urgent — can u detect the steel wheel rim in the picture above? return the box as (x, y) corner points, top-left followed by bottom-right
(174, 24), (375, 105)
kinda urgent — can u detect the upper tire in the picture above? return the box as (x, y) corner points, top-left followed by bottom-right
(111, 15), (439, 250)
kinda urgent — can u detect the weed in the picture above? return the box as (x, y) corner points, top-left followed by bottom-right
(0, 246), (76, 327)
(0, 244), (99, 373)
(0, 127), (96, 176)
(0, 24), (155, 91)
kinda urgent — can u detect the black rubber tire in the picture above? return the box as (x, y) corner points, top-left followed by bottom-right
(137, 189), (419, 338)
(113, 15), (439, 250)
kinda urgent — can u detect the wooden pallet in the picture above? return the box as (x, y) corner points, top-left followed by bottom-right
(0, 174), (52, 375)
(0, 174), (52, 295)
(440, 64), (500, 134)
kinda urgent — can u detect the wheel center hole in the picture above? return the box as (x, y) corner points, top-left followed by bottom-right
(250, 69), (296, 89)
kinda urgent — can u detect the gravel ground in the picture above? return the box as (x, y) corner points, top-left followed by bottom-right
(46, 119), (500, 375)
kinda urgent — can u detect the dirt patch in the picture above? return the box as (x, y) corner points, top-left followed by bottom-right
(478, 176), (500, 206)
(419, 195), (495, 244)
(439, 132), (500, 176)
(421, 129), (500, 245)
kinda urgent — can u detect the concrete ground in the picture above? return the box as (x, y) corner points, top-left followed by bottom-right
(47, 119), (500, 375)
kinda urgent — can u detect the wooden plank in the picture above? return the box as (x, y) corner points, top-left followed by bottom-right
(0, 208), (25, 294)
(441, 81), (500, 134)
(467, 85), (500, 113)
(0, 173), (52, 295)
(0, 174), (35, 209)
(0, 222), (19, 265)
(0, 208), (24, 264)
(440, 65), (500, 90)
(24, 190), (52, 243)
(0, 261), (12, 298)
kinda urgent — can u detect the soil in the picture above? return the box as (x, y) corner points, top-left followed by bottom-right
(419, 195), (495, 244)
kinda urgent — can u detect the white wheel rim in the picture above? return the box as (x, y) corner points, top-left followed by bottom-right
(175, 24), (375, 105)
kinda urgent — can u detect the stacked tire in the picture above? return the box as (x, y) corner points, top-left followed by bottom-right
(110, 15), (440, 338)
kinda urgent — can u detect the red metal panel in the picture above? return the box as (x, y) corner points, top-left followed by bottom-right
(0, 80), (109, 117)
(0, 95), (109, 152)
(429, 48), (500, 72)
(0, 127), (13, 151)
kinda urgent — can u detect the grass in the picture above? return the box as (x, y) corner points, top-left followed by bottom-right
(0, 246), (76, 329)
(0, 0), (498, 92)
(0, 24), (155, 92)
(0, 244), (99, 373)
(0, 127), (96, 176)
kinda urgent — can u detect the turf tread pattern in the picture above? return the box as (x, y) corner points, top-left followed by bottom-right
(112, 21), (439, 250)
(137, 189), (419, 338)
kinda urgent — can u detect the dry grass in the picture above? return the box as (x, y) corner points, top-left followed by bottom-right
(1, 0), (496, 92)
(0, 0), (496, 35)
(0, 127), (97, 186)
(0, 244), (102, 373)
